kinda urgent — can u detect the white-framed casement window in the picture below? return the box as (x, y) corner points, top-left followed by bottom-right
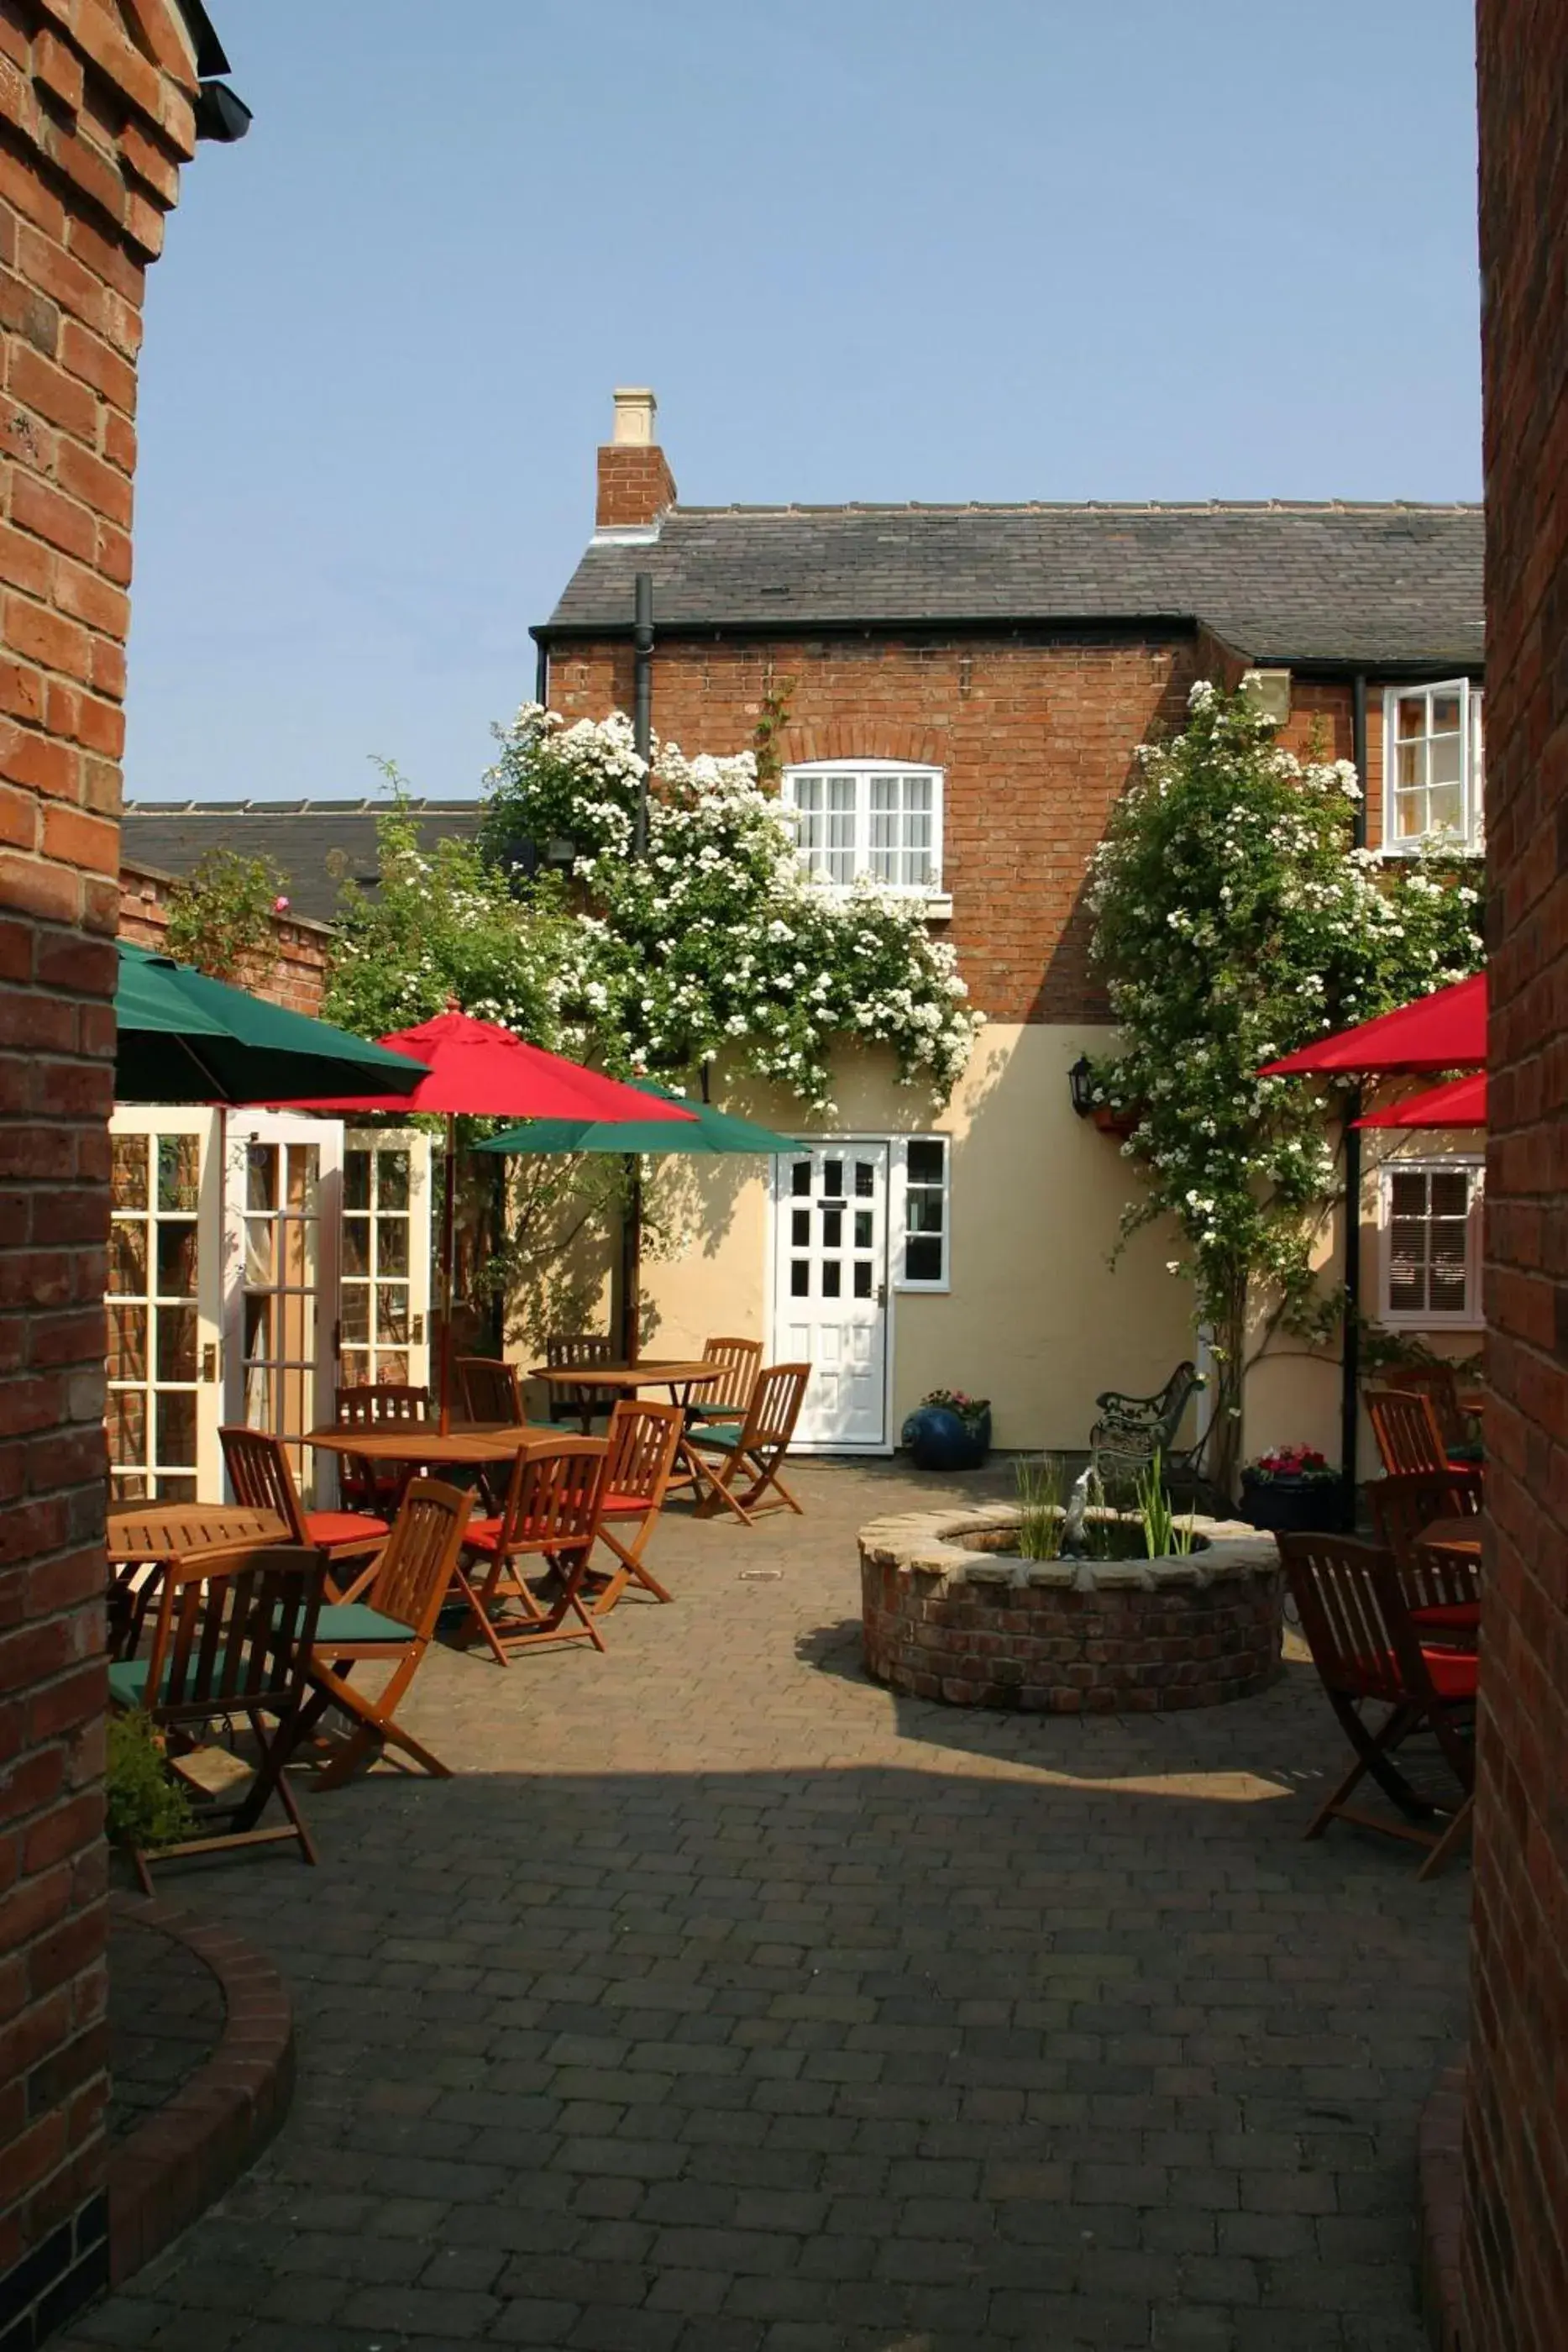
(892, 1135), (951, 1291)
(780, 761), (947, 903)
(1379, 1159), (1484, 1326)
(1382, 680), (1484, 850)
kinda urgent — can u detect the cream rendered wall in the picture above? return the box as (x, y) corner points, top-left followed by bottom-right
(635, 1024), (1197, 1452)
(1241, 1126), (1485, 1474)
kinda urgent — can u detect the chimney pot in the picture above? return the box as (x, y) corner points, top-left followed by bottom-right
(596, 388), (677, 532)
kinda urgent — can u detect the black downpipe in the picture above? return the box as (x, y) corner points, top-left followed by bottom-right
(621, 574), (655, 1360)
(1341, 675), (1368, 1525)
(534, 638), (549, 708)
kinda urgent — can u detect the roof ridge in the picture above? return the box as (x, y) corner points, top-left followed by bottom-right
(123, 797), (486, 812)
(663, 498), (1484, 517)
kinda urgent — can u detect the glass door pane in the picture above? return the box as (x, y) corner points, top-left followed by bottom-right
(341, 1131), (432, 1393)
(107, 1112), (221, 1502)
(226, 1113), (343, 1500)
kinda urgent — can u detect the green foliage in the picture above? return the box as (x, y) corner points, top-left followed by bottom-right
(1135, 1450), (1197, 1557)
(1088, 680), (1484, 1490)
(165, 848), (285, 982)
(1015, 1453), (1064, 1559)
(105, 1711), (192, 1852)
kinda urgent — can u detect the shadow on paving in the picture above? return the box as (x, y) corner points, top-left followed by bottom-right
(65, 1459), (1467, 2352)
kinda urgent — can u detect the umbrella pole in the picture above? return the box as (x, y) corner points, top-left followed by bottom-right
(619, 1156), (642, 1364)
(438, 1112), (457, 1435)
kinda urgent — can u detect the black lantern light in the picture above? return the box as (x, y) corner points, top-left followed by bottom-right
(1067, 1054), (1096, 1118)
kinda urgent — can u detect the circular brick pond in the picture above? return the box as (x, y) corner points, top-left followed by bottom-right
(859, 1502), (1283, 1713)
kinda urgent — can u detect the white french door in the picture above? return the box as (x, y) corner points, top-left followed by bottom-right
(770, 1142), (890, 1450)
(224, 1113), (343, 1502)
(341, 1129), (433, 1394)
(107, 1109), (223, 1503)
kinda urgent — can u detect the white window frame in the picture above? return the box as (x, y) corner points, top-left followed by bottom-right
(779, 759), (949, 910)
(1381, 680), (1484, 853)
(1377, 1156), (1484, 1329)
(891, 1133), (952, 1294)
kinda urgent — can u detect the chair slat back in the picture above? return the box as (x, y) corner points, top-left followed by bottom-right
(546, 1334), (616, 1371)
(700, 1336), (762, 1413)
(496, 1437), (609, 1560)
(457, 1357), (525, 1425)
(143, 1542), (326, 1719)
(367, 1478), (471, 1637)
(1366, 1470), (1482, 1611)
(742, 1363), (811, 1455)
(337, 1384), (430, 1429)
(606, 1401), (684, 1505)
(1384, 1362), (1466, 1447)
(221, 1425), (309, 1545)
(1366, 1389), (1450, 1477)
(1276, 1530), (1419, 1703)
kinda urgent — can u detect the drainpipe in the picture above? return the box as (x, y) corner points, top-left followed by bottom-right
(619, 573), (655, 1360)
(1341, 675), (1368, 1526)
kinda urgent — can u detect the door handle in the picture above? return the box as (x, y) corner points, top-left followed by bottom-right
(411, 1314), (424, 1344)
(876, 1282), (887, 1308)
(201, 1343), (218, 1383)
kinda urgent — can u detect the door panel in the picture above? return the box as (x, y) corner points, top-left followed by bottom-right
(342, 1129), (433, 1392)
(107, 1110), (222, 1503)
(225, 1113), (342, 1501)
(772, 1144), (889, 1449)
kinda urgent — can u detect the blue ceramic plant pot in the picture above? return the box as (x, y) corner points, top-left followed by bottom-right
(901, 1404), (991, 1473)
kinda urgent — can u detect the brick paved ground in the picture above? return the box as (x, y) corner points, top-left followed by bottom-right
(107, 1916), (224, 2142)
(67, 1461), (1468, 2351)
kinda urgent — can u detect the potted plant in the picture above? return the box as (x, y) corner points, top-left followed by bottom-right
(1239, 1444), (1342, 1534)
(901, 1389), (992, 1473)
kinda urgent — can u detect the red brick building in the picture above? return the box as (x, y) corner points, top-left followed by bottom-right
(0, 4), (244, 2341)
(1463, 3), (1568, 2344)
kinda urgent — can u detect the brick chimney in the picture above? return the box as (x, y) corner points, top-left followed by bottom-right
(595, 387), (678, 531)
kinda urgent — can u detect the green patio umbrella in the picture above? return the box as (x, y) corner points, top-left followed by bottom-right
(478, 1083), (796, 1161)
(114, 942), (430, 1105)
(480, 1081), (798, 1361)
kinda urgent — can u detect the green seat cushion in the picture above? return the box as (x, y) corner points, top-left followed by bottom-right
(312, 1601), (412, 1645)
(690, 1426), (743, 1454)
(108, 1657), (155, 1707)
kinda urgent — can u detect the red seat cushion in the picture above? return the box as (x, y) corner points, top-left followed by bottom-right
(600, 1491), (653, 1517)
(306, 1510), (388, 1549)
(1420, 1648), (1479, 1699)
(1410, 1601), (1481, 1634)
(463, 1515), (503, 1552)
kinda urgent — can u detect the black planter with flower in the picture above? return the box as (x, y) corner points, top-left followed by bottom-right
(901, 1389), (992, 1473)
(1240, 1446), (1343, 1534)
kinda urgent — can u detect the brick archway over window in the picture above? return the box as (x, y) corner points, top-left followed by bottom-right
(776, 721), (946, 769)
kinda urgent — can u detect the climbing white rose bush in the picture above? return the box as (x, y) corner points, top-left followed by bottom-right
(481, 706), (982, 1110)
(1088, 679), (1483, 1494)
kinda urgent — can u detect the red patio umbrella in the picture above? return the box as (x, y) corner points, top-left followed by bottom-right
(1356, 1071), (1487, 1128)
(1261, 972), (1487, 1076)
(276, 1008), (695, 1431)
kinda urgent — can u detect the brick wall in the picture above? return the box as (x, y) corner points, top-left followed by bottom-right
(118, 862), (331, 1016)
(0, 7), (194, 2344)
(1464, 3), (1568, 2344)
(544, 634), (1404, 1024)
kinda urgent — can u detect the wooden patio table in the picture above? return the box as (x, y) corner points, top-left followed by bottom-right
(1417, 1515), (1482, 1564)
(106, 1502), (289, 1657)
(527, 1360), (720, 1431)
(307, 1420), (564, 1516)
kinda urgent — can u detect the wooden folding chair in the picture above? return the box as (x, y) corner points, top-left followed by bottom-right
(1385, 1362), (1469, 1451)
(108, 1540), (327, 1893)
(222, 1423), (389, 1588)
(1366, 1467), (1483, 1641)
(456, 1357), (526, 1425)
(689, 1362), (810, 1525)
(545, 1332), (616, 1431)
(586, 1401), (684, 1615)
(1366, 1389), (1452, 1478)
(687, 1336), (763, 1432)
(336, 1383), (431, 1516)
(459, 1436), (610, 1661)
(296, 1478), (472, 1790)
(1276, 1530), (1476, 1880)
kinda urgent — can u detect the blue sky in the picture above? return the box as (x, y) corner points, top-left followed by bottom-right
(125, 0), (1481, 806)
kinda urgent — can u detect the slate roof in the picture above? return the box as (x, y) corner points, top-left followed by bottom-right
(543, 501), (1485, 668)
(121, 800), (485, 927)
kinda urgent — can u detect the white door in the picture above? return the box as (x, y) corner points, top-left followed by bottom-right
(771, 1143), (890, 1450)
(107, 1109), (223, 1504)
(224, 1113), (343, 1503)
(341, 1129), (433, 1394)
